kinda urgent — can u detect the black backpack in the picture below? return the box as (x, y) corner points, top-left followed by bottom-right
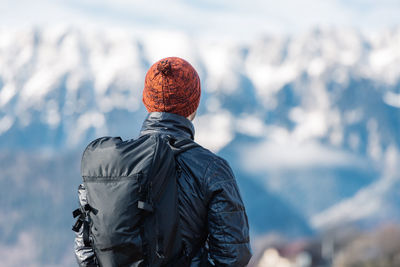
(72, 134), (199, 267)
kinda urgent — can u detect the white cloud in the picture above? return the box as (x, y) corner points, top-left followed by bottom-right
(241, 138), (366, 171)
(194, 111), (234, 152)
(69, 111), (107, 145)
(0, 231), (39, 267)
(0, 115), (14, 134)
(383, 91), (400, 108)
(235, 115), (266, 137)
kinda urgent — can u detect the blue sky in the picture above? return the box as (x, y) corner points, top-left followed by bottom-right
(1, 0), (399, 40)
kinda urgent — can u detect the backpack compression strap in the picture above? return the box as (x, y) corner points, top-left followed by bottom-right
(72, 204), (97, 247)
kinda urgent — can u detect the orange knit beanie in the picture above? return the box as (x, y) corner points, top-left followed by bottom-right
(142, 57), (201, 118)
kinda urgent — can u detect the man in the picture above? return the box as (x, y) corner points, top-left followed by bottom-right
(74, 57), (251, 266)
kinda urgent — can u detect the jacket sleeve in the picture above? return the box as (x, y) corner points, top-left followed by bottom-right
(74, 184), (98, 267)
(205, 158), (252, 266)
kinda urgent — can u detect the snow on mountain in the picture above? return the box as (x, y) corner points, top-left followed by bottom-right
(312, 146), (400, 229)
(1, 27), (399, 151)
(1, 26), (400, 265)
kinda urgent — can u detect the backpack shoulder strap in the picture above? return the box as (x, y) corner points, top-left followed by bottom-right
(168, 136), (200, 156)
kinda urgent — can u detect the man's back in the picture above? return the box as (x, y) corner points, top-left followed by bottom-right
(141, 112), (252, 266)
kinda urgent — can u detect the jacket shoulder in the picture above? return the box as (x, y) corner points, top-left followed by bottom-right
(181, 142), (230, 166)
(179, 144), (234, 187)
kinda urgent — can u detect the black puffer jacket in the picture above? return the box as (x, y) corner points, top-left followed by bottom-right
(74, 112), (252, 266)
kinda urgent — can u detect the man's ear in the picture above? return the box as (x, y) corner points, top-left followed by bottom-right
(187, 111), (197, 121)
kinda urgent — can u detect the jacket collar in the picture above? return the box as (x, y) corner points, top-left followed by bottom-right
(140, 112), (195, 140)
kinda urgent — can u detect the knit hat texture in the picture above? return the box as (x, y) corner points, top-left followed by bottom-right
(143, 57), (201, 118)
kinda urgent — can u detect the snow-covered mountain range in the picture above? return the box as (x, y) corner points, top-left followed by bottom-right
(0, 26), (399, 265)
